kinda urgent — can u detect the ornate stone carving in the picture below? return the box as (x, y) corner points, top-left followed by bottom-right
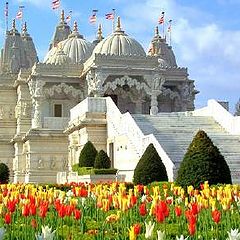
(87, 70), (108, 96)
(104, 75), (151, 94)
(152, 74), (165, 91)
(44, 83), (83, 99)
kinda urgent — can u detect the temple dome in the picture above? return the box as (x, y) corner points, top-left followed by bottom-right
(44, 21), (94, 64)
(45, 46), (72, 65)
(148, 26), (177, 67)
(93, 17), (146, 57)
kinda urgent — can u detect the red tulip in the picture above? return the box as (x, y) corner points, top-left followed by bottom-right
(139, 203), (147, 216)
(212, 209), (221, 224)
(7, 199), (16, 213)
(5, 213), (11, 224)
(58, 204), (66, 218)
(74, 209), (81, 220)
(188, 223), (196, 236)
(39, 204), (48, 218)
(22, 204), (30, 217)
(175, 206), (182, 217)
(133, 223), (141, 235)
(185, 210), (197, 225)
(191, 203), (199, 215)
(29, 204), (37, 216)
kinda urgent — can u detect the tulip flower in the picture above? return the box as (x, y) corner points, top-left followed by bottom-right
(227, 229), (240, 240)
(139, 203), (147, 216)
(4, 213), (11, 225)
(211, 209), (221, 224)
(145, 221), (155, 239)
(133, 223), (141, 235)
(188, 223), (196, 236)
(0, 227), (5, 240)
(129, 226), (137, 240)
(74, 209), (81, 220)
(36, 225), (56, 240)
(175, 206), (182, 217)
(157, 230), (166, 240)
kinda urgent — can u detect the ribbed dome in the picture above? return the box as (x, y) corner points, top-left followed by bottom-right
(93, 17), (146, 57)
(44, 21), (94, 64)
(45, 47), (72, 65)
(148, 26), (177, 67)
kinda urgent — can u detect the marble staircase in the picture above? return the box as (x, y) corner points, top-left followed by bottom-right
(132, 112), (240, 184)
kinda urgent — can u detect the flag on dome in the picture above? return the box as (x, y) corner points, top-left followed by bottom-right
(89, 10), (98, 24)
(66, 11), (72, 23)
(52, 0), (60, 10)
(4, 2), (9, 17)
(158, 12), (165, 24)
(105, 12), (114, 20)
(16, 6), (24, 20)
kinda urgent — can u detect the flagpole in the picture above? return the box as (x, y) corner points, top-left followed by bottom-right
(112, 8), (116, 32)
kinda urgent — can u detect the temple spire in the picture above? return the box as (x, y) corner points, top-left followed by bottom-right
(73, 21), (78, 32)
(115, 16), (122, 32)
(155, 26), (159, 37)
(97, 24), (103, 41)
(12, 19), (16, 30)
(60, 10), (65, 23)
(22, 22), (27, 34)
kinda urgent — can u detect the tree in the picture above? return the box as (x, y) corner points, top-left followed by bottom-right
(0, 163), (10, 183)
(79, 141), (98, 167)
(133, 143), (168, 185)
(176, 130), (232, 189)
(94, 150), (111, 169)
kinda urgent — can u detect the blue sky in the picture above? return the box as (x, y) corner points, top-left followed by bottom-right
(0, 0), (240, 112)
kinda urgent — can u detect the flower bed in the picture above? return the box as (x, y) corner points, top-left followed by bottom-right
(0, 181), (239, 239)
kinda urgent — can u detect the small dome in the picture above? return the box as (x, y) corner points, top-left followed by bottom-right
(44, 21), (94, 64)
(93, 17), (146, 57)
(148, 26), (177, 67)
(45, 46), (72, 65)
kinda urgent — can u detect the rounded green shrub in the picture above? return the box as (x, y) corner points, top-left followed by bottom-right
(94, 150), (111, 169)
(133, 143), (168, 185)
(176, 130), (232, 189)
(79, 141), (98, 167)
(0, 163), (10, 183)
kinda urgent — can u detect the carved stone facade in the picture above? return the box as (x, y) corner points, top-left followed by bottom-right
(0, 13), (198, 183)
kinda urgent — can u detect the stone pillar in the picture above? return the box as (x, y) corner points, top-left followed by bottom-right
(32, 97), (43, 128)
(86, 70), (107, 97)
(31, 80), (45, 129)
(150, 91), (159, 115)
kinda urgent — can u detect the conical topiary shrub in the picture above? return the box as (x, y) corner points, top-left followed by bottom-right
(133, 143), (168, 185)
(0, 163), (10, 183)
(94, 150), (111, 169)
(79, 141), (98, 167)
(176, 130), (232, 189)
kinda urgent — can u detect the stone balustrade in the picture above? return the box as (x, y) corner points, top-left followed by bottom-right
(43, 117), (69, 129)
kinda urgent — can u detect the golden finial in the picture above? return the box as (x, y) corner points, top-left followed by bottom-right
(73, 21), (78, 32)
(12, 19), (16, 30)
(115, 16), (122, 32)
(155, 26), (159, 36)
(97, 24), (103, 41)
(61, 10), (65, 23)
